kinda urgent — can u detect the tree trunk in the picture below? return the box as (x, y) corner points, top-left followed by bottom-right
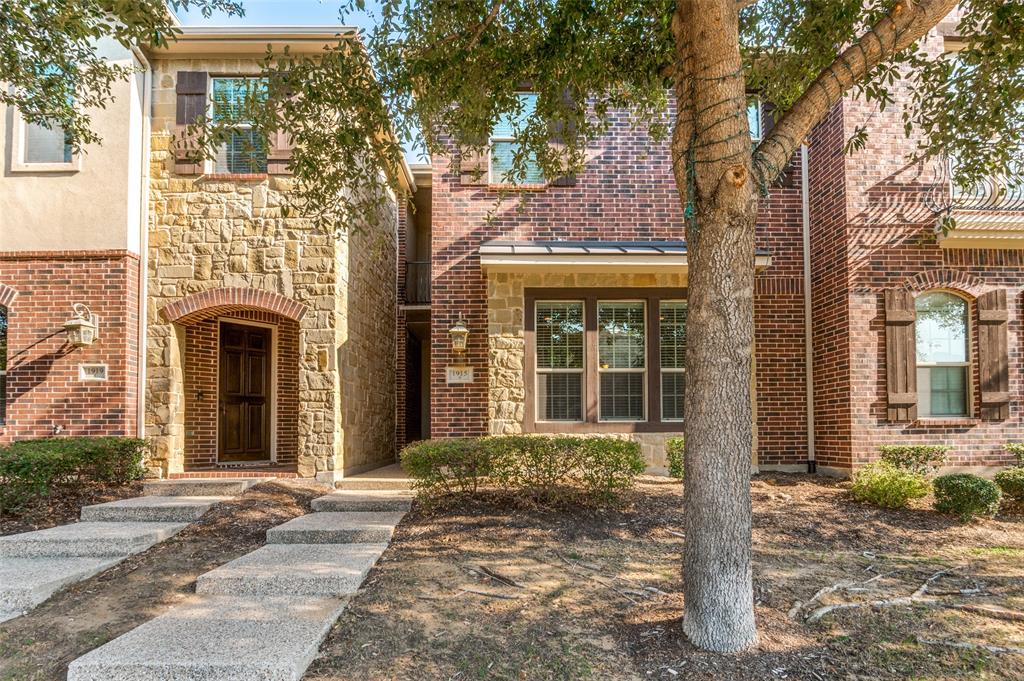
(673, 0), (759, 653)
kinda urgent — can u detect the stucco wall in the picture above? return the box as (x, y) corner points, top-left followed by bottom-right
(0, 39), (144, 254)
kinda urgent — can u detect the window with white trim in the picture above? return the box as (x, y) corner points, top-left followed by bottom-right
(490, 92), (544, 184)
(598, 301), (647, 421)
(916, 291), (969, 417)
(0, 304), (7, 424)
(211, 77), (267, 174)
(660, 301), (687, 421)
(535, 302), (585, 421)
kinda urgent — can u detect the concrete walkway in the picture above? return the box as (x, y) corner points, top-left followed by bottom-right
(0, 478), (260, 623)
(67, 488), (411, 681)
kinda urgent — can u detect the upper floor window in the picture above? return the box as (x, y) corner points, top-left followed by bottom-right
(490, 92), (544, 184)
(211, 77), (267, 174)
(747, 98), (763, 142)
(0, 304), (7, 424)
(916, 291), (969, 417)
(10, 108), (79, 173)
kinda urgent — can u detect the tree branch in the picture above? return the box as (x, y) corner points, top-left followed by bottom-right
(466, 1), (504, 51)
(754, 0), (959, 185)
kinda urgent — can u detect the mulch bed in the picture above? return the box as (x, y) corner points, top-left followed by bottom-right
(0, 480), (328, 681)
(306, 474), (1024, 681)
(1, 482), (145, 536)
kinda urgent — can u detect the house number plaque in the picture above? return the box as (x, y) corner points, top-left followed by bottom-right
(446, 365), (474, 384)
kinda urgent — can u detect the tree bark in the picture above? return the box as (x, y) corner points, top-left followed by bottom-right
(673, 0), (758, 653)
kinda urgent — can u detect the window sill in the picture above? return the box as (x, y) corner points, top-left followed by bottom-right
(9, 160), (81, 173)
(913, 417), (980, 427)
(486, 182), (551, 192)
(203, 173), (268, 182)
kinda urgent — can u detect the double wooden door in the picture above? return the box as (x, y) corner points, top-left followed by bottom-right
(218, 322), (271, 462)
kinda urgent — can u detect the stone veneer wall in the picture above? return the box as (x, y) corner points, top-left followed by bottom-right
(145, 132), (343, 478)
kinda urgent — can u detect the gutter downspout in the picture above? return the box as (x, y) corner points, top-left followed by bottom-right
(800, 143), (817, 474)
(132, 46), (152, 440)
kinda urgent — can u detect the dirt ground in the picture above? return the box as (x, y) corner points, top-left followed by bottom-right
(307, 474), (1024, 681)
(1, 482), (145, 536)
(0, 480), (329, 681)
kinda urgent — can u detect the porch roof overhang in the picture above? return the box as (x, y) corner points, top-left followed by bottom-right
(478, 240), (772, 273)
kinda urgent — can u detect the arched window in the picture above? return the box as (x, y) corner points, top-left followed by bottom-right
(0, 304), (6, 423)
(916, 292), (969, 417)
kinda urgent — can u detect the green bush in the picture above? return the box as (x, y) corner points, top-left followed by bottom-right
(399, 438), (493, 496)
(933, 474), (1002, 521)
(1004, 443), (1024, 467)
(878, 444), (950, 476)
(401, 435), (645, 503)
(0, 437), (147, 512)
(665, 437), (684, 480)
(993, 468), (1024, 505)
(850, 462), (931, 508)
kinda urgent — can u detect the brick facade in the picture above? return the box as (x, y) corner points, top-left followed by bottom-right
(0, 251), (139, 443)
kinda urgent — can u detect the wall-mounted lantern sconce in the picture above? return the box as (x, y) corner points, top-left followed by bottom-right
(63, 303), (100, 348)
(449, 317), (469, 354)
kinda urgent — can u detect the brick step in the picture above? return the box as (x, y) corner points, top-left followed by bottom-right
(0, 522), (187, 558)
(67, 595), (347, 681)
(310, 490), (413, 513)
(142, 478), (263, 497)
(266, 512), (404, 545)
(195, 543), (387, 597)
(81, 496), (230, 523)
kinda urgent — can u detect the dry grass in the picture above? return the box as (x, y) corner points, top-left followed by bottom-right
(307, 474), (1024, 681)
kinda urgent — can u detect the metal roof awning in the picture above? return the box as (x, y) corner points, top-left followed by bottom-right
(479, 240), (772, 273)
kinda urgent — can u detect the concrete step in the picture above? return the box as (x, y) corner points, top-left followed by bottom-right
(311, 490), (413, 513)
(81, 496), (230, 523)
(195, 543), (387, 597)
(0, 556), (121, 619)
(266, 512), (404, 545)
(67, 595), (347, 681)
(0, 522), (187, 558)
(143, 478), (262, 497)
(335, 464), (411, 491)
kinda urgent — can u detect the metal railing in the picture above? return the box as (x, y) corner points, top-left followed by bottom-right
(404, 261), (431, 305)
(951, 160), (1024, 212)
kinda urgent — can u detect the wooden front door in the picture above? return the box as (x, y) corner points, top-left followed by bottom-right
(218, 322), (271, 462)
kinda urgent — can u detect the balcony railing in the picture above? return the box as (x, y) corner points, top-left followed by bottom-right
(951, 161), (1024, 212)
(405, 261), (431, 305)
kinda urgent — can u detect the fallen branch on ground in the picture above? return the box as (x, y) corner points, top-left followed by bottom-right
(917, 637), (1024, 656)
(458, 588), (521, 600)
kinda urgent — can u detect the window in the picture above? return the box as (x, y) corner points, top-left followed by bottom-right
(0, 305), (7, 424)
(660, 301), (687, 421)
(211, 77), (267, 174)
(916, 291), (969, 417)
(490, 92), (544, 184)
(535, 302), (584, 421)
(747, 98), (763, 142)
(24, 120), (72, 164)
(598, 302), (646, 421)
(526, 289), (685, 432)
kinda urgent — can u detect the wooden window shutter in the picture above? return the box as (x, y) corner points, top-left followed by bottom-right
(267, 130), (294, 175)
(885, 289), (918, 421)
(458, 144), (489, 186)
(548, 88), (578, 187)
(977, 289), (1010, 420)
(173, 71), (208, 175)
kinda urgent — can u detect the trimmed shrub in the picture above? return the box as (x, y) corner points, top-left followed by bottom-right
(878, 444), (950, 476)
(850, 462), (931, 508)
(665, 437), (684, 481)
(399, 438), (492, 496)
(933, 474), (1002, 521)
(993, 468), (1024, 506)
(1004, 443), (1024, 467)
(0, 437), (147, 512)
(401, 435), (644, 503)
